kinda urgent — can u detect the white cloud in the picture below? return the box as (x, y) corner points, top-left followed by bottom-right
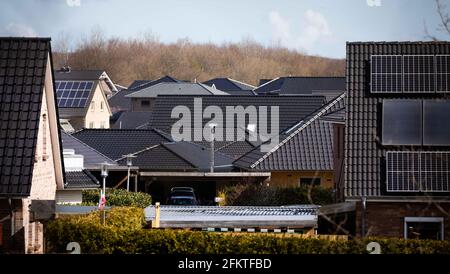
(269, 10), (331, 53)
(4, 23), (37, 37)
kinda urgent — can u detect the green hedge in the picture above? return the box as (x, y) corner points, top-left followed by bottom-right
(82, 189), (152, 208)
(46, 209), (450, 254)
(221, 184), (333, 206)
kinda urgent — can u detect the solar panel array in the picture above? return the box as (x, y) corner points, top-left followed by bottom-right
(386, 151), (450, 192)
(371, 55), (450, 93)
(55, 81), (94, 108)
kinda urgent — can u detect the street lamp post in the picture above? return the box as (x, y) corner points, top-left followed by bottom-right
(101, 162), (109, 195)
(100, 162), (109, 225)
(123, 154), (136, 192)
(208, 123), (217, 173)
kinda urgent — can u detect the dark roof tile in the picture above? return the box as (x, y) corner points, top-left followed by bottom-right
(234, 94), (345, 171)
(254, 76), (345, 97)
(72, 128), (171, 161)
(61, 131), (116, 168)
(65, 169), (99, 189)
(0, 37), (51, 196)
(111, 111), (153, 129)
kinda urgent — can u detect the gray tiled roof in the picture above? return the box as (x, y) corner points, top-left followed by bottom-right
(126, 82), (229, 98)
(111, 111), (153, 129)
(163, 141), (234, 171)
(345, 42), (450, 197)
(128, 75), (181, 91)
(0, 38), (54, 196)
(65, 169), (99, 189)
(234, 94), (345, 171)
(203, 78), (255, 91)
(109, 76), (181, 112)
(254, 76), (345, 97)
(72, 128), (171, 160)
(149, 95), (326, 160)
(128, 80), (153, 90)
(61, 131), (116, 168)
(116, 144), (196, 171)
(150, 95), (326, 134)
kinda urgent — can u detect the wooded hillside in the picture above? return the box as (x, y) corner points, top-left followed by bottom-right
(53, 33), (345, 87)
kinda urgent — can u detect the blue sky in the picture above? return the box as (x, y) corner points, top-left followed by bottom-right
(0, 0), (448, 58)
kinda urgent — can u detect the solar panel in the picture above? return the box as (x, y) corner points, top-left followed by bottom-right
(55, 80), (94, 108)
(423, 100), (450, 146)
(382, 100), (422, 146)
(436, 55), (450, 92)
(403, 55), (435, 93)
(386, 151), (450, 192)
(371, 55), (450, 94)
(371, 55), (403, 93)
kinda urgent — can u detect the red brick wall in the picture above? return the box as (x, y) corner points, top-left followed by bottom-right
(354, 201), (450, 239)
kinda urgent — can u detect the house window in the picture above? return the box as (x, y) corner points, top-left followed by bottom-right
(100, 121), (106, 129)
(91, 101), (95, 111)
(100, 101), (104, 111)
(42, 113), (47, 161)
(300, 178), (321, 187)
(89, 122), (94, 128)
(141, 100), (150, 107)
(404, 217), (444, 240)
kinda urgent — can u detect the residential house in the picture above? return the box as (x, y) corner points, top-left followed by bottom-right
(254, 76), (345, 101)
(203, 78), (256, 95)
(234, 94), (345, 189)
(54, 69), (118, 96)
(0, 38), (65, 253)
(70, 93), (347, 204)
(54, 70), (113, 130)
(125, 82), (229, 112)
(344, 42), (450, 240)
(70, 128), (268, 204)
(108, 75), (182, 113)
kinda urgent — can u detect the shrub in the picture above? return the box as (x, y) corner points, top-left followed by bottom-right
(45, 211), (450, 254)
(82, 189), (152, 208)
(221, 184), (333, 206)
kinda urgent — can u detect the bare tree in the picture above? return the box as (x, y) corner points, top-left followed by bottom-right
(425, 0), (450, 40)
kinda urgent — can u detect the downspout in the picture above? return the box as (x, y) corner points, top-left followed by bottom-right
(361, 196), (366, 238)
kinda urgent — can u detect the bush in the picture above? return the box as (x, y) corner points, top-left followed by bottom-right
(46, 211), (450, 254)
(82, 189), (152, 208)
(221, 184), (333, 206)
(46, 207), (145, 254)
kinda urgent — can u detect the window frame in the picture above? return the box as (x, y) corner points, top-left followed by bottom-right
(404, 217), (444, 240)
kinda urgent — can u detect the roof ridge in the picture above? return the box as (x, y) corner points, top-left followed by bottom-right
(0, 37), (51, 41)
(249, 93), (345, 169)
(253, 77), (280, 91)
(227, 78), (257, 89)
(116, 144), (161, 161)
